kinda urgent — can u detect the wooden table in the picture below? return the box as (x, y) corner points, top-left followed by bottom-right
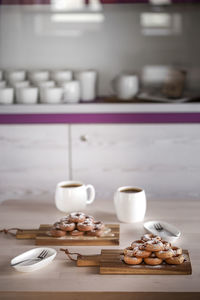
(0, 198), (199, 300)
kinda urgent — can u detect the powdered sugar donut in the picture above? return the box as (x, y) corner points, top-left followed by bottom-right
(123, 247), (134, 256)
(144, 240), (164, 252)
(50, 223), (66, 237)
(144, 253), (163, 265)
(141, 233), (161, 242)
(162, 240), (171, 250)
(85, 215), (95, 223)
(124, 255), (143, 265)
(132, 246), (151, 258)
(131, 240), (145, 250)
(165, 254), (184, 265)
(171, 246), (182, 255)
(69, 230), (84, 236)
(59, 220), (76, 232)
(77, 219), (94, 232)
(69, 212), (86, 223)
(155, 248), (174, 259)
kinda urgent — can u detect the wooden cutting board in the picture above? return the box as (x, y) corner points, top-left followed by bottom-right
(16, 224), (119, 246)
(77, 249), (192, 275)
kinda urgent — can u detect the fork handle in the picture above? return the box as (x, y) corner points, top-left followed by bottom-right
(11, 258), (41, 267)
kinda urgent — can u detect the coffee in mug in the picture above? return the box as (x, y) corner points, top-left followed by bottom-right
(55, 181), (95, 213)
(114, 186), (146, 223)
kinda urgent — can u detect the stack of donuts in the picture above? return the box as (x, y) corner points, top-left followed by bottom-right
(123, 233), (184, 266)
(50, 212), (105, 237)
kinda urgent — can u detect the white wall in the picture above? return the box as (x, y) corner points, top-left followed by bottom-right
(0, 4), (200, 95)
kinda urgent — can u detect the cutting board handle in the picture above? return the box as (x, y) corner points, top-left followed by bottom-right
(60, 248), (83, 261)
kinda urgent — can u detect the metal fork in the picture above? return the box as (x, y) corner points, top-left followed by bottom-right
(11, 249), (48, 267)
(154, 223), (178, 237)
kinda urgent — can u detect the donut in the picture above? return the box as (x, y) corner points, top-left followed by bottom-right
(171, 246), (182, 255)
(85, 215), (95, 223)
(60, 215), (70, 222)
(144, 240), (164, 252)
(123, 247), (134, 256)
(59, 220), (76, 232)
(77, 219), (94, 232)
(69, 230), (85, 236)
(93, 221), (105, 231)
(162, 240), (171, 250)
(50, 224), (66, 237)
(144, 253), (163, 265)
(132, 246), (151, 258)
(141, 233), (161, 242)
(165, 254), (185, 265)
(124, 255), (143, 265)
(155, 248), (174, 259)
(131, 240), (145, 250)
(69, 212), (86, 223)
(86, 228), (104, 237)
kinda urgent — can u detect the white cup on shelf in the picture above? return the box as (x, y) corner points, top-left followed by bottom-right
(74, 70), (97, 101)
(51, 70), (73, 82)
(16, 87), (38, 104)
(28, 70), (49, 84)
(37, 81), (56, 88)
(112, 73), (139, 100)
(114, 186), (146, 223)
(0, 70), (3, 81)
(39, 87), (63, 104)
(11, 81), (30, 89)
(0, 88), (14, 104)
(6, 70), (26, 83)
(0, 81), (7, 88)
(60, 80), (80, 103)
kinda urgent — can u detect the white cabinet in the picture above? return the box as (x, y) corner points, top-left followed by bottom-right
(0, 125), (69, 202)
(71, 124), (200, 201)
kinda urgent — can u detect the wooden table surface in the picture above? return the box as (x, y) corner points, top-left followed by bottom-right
(0, 197), (199, 300)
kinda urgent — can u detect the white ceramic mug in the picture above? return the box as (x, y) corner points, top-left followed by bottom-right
(0, 88), (14, 104)
(51, 70), (73, 82)
(112, 74), (139, 100)
(55, 181), (95, 213)
(114, 186), (146, 223)
(39, 87), (63, 104)
(16, 87), (38, 104)
(74, 70), (97, 101)
(61, 80), (80, 103)
(0, 81), (6, 88)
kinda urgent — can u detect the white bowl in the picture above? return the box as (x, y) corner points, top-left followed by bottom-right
(0, 88), (14, 104)
(28, 70), (49, 83)
(11, 81), (30, 89)
(0, 81), (6, 88)
(37, 81), (55, 88)
(143, 220), (181, 242)
(51, 70), (72, 82)
(16, 87), (38, 104)
(40, 87), (63, 104)
(11, 247), (57, 272)
(6, 70), (26, 82)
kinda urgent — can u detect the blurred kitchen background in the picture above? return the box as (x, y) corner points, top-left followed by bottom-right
(0, 0), (200, 206)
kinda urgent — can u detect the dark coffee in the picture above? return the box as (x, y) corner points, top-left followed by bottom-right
(120, 188), (141, 194)
(61, 184), (82, 188)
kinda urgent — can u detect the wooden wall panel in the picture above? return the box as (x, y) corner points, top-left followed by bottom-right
(71, 124), (200, 201)
(0, 125), (69, 203)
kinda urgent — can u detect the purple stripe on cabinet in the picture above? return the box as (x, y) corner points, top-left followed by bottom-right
(0, 113), (200, 124)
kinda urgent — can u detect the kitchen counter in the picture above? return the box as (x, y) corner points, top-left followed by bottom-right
(1, 102), (200, 124)
(0, 197), (199, 299)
